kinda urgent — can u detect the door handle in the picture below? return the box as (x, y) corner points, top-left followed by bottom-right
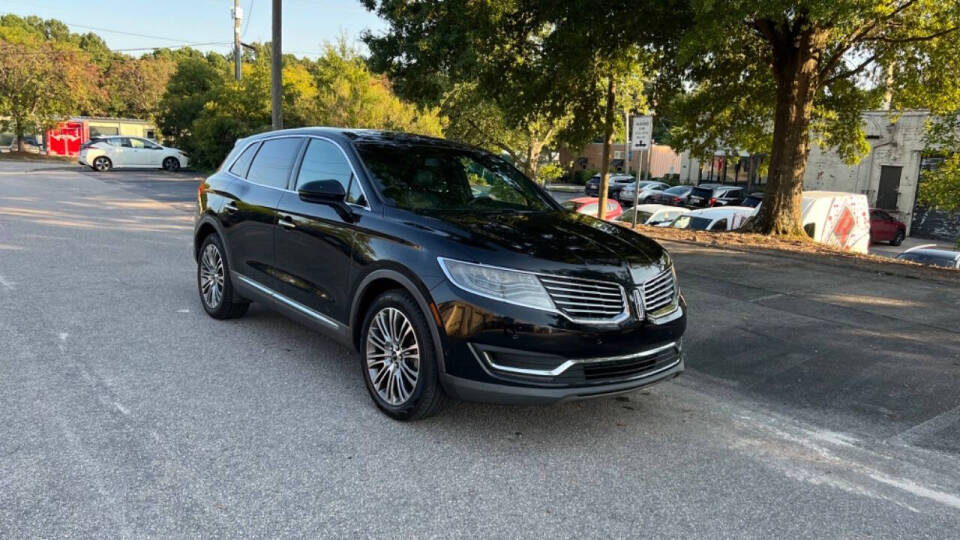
(223, 201), (239, 214)
(278, 215), (296, 229)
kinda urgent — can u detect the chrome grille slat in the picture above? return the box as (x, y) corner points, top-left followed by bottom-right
(543, 287), (623, 298)
(641, 268), (677, 314)
(538, 274), (627, 321)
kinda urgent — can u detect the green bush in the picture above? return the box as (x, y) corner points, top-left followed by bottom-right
(955, 236), (960, 250)
(572, 168), (599, 185)
(536, 162), (566, 185)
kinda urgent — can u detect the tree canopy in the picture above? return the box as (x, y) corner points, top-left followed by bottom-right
(663, 0), (960, 234)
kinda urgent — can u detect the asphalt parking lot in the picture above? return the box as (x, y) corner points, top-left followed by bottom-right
(2, 163), (959, 537)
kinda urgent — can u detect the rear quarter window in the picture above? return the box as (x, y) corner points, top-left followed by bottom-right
(229, 143), (260, 178)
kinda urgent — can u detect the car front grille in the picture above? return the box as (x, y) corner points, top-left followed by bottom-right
(539, 275), (626, 321)
(582, 344), (679, 381)
(641, 268), (677, 315)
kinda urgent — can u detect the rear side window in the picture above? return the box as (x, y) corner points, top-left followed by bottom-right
(229, 143), (259, 178)
(246, 138), (303, 189)
(723, 189), (743, 201)
(709, 218), (728, 231)
(296, 139), (352, 191)
(691, 187), (713, 198)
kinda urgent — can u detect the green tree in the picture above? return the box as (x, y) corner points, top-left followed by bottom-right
(0, 37), (98, 151)
(309, 41), (442, 137)
(362, 1), (673, 218)
(665, 1), (960, 235)
(917, 114), (960, 212)
(101, 56), (176, 119)
(155, 56), (227, 153)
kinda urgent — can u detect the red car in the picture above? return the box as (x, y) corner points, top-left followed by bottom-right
(562, 196), (623, 220)
(869, 209), (906, 245)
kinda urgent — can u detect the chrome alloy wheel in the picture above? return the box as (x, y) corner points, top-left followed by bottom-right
(366, 307), (420, 405)
(199, 244), (225, 308)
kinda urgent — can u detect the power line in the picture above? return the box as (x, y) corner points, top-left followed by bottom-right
(59, 21), (202, 44)
(242, 0), (254, 38)
(0, 42), (232, 56)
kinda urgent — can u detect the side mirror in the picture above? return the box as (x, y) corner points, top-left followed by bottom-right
(298, 179), (346, 204)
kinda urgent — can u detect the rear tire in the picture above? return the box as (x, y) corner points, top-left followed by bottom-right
(93, 156), (112, 172)
(360, 290), (446, 421)
(891, 230), (905, 246)
(197, 234), (249, 319)
(163, 157), (181, 172)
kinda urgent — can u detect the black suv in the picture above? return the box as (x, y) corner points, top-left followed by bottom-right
(194, 129), (686, 420)
(686, 184), (744, 208)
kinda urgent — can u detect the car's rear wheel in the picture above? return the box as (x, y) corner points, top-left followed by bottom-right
(93, 156), (112, 172)
(197, 234), (249, 319)
(891, 230), (905, 246)
(163, 157), (181, 172)
(360, 290), (445, 420)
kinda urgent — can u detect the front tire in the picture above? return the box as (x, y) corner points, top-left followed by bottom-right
(197, 234), (249, 319)
(163, 157), (181, 172)
(93, 156), (112, 172)
(360, 290), (445, 420)
(891, 230), (905, 246)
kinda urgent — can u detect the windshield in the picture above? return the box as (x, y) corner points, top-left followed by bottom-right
(355, 143), (554, 213)
(898, 252), (958, 268)
(621, 210), (653, 223)
(672, 216), (713, 230)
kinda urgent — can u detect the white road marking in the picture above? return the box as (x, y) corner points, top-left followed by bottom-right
(114, 402), (130, 416)
(176, 308), (190, 313)
(58, 332), (69, 341)
(0, 273), (14, 290)
(869, 473), (960, 511)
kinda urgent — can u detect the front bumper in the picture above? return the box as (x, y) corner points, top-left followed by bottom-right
(430, 279), (687, 405)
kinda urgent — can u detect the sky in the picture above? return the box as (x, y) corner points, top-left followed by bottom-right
(0, 0), (388, 57)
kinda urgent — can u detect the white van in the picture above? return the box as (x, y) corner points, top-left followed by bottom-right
(801, 191), (870, 254)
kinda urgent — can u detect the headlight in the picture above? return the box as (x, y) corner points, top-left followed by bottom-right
(438, 258), (555, 311)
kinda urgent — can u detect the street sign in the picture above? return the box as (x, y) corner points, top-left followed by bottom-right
(631, 115), (653, 150)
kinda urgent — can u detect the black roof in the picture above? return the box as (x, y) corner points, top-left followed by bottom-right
(241, 127), (476, 152)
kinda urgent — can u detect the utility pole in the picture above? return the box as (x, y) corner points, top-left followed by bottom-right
(624, 110), (630, 176)
(232, 0), (242, 81)
(271, 0), (283, 130)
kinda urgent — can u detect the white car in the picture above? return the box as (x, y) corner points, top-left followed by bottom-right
(670, 206), (758, 231)
(79, 136), (189, 172)
(619, 180), (670, 204)
(619, 204), (689, 226)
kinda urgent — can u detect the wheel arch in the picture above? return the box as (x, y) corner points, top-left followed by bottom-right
(193, 215), (230, 264)
(350, 268), (445, 371)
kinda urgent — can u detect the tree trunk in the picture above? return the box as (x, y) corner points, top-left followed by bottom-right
(750, 27), (827, 236)
(524, 137), (544, 182)
(15, 117), (24, 153)
(597, 76), (616, 220)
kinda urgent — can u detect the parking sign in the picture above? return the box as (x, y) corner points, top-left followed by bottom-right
(631, 115), (653, 150)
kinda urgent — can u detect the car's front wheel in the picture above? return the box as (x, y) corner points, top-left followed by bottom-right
(163, 157), (181, 172)
(197, 234), (249, 319)
(891, 230), (905, 246)
(92, 156), (112, 172)
(360, 290), (445, 420)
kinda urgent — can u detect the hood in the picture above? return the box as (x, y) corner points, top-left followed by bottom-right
(411, 210), (667, 282)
